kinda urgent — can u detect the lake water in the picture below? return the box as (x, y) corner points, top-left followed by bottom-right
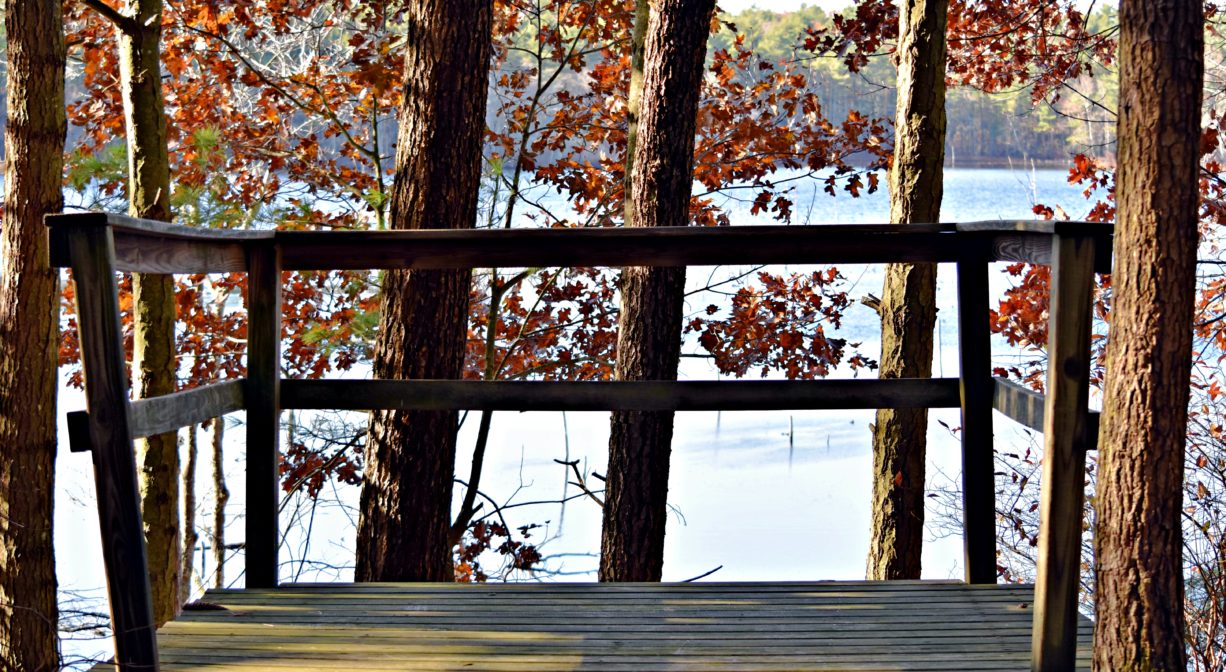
(54, 166), (1096, 666)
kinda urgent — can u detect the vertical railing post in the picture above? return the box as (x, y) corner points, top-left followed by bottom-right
(957, 244), (997, 584)
(1031, 230), (1095, 671)
(60, 219), (160, 670)
(245, 240), (282, 588)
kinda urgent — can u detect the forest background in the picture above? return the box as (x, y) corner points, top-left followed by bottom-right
(0, 3), (1121, 170)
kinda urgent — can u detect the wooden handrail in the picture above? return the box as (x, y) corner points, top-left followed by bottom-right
(993, 377), (1100, 449)
(47, 212), (265, 274)
(281, 378), (964, 412)
(48, 211), (1111, 239)
(129, 379), (245, 438)
(46, 212), (1114, 273)
(45, 213), (1113, 672)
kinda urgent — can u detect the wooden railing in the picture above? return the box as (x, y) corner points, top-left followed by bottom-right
(47, 212), (1112, 672)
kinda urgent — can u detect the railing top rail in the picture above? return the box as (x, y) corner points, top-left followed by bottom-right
(46, 211), (277, 240)
(954, 219), (1113, 236)
(46, 211), (1113, 238)
(45, 212), (1115, 273)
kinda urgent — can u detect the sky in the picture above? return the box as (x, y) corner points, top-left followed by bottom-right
(718, 0), (1113, 12)
(718, 0), (850, 13)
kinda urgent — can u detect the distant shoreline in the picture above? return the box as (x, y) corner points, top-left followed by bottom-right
(946, 157), (1073, 170)
(837, 155), (1114, 171)
(945, 156), (1113, 170)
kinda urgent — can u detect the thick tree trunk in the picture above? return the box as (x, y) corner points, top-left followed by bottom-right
(115, 0), (181, 625)
(620, 1), (649, 228)
(0, 1), (65, 669)
(1093, 1), (1203, 669)
(356, 0), (494, 582)
(866, 0), (946, 581)
(599, 0), (715, 583)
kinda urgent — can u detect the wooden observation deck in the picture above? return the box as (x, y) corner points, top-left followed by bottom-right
(94, 582), (1092, 671)
(49, 214), (1111, 671)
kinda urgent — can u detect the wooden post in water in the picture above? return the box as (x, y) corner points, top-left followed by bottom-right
(245, 241), (282, 588)
(956, 246), (997, 584)
(1031, 230), (1095, 671)
(60, 219), (160, 670)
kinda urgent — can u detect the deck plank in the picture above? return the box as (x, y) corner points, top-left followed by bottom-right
(94, 581), (1092, 671)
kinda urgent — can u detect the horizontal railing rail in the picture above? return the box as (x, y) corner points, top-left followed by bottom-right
(280, 378), (964, 412)
(45, 212), (1113, 672)
(129, 379), (246, 439)
(47, 212), (1114, 273)
(993, 377), (1101, 448)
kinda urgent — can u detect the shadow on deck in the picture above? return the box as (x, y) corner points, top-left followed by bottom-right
(95, 581), (1092, 671)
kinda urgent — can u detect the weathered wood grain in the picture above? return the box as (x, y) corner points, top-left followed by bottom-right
(992, 377), (1101, 448)
(954, 221), (1112, 273)
(217, 578), (996, 591)
(67, 225), (160, 670)
(47, 214), (1114, 274)
(281, 378), (964, 412)
(47, 212), (267, 273)
(178, 593), (1038, 606)
(47, 212), (274, 239)
(129, 379), (245, 438)
(237, 578), (987, 589)
(111, 234), (247, 274)
(963, 233), (1113, 276)
(987, 232), (1052, 265)
(98, 663), (1086, 672)
(1032, 233), (1096, 671)
(954, 219), (1113, 236)
(91, 582), (1091, 671)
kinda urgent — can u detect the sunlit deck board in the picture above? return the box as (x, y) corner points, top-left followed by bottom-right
(94, 581), (1093, 671)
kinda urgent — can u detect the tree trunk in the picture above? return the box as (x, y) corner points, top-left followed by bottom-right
(212, 416), (227, 588)
(181, 424), (198, 598)
(599, 0), (715, 582)
(113, 0), (181, 625)
(1093, 1), (1203, 668)
(356, 0), (494, 582)
(866, 0), (946, 581)
(620, 1), (650, 228)
(0, 1), (65, 669)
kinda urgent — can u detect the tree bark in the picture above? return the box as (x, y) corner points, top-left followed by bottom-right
(211, 416), (227, 588)
(112, 0), (181, 625)
(866, 0), (946, 581)
(356, 0), (494, 582)
(1093, 1), (1203, 669)
(181, 424), (198, 598)
(0, 1), (65, 669)
(620, 1), (649, 229)
(600, 0), (715, 582)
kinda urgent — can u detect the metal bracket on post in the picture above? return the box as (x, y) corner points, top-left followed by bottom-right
(66, 410), (92, 453)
